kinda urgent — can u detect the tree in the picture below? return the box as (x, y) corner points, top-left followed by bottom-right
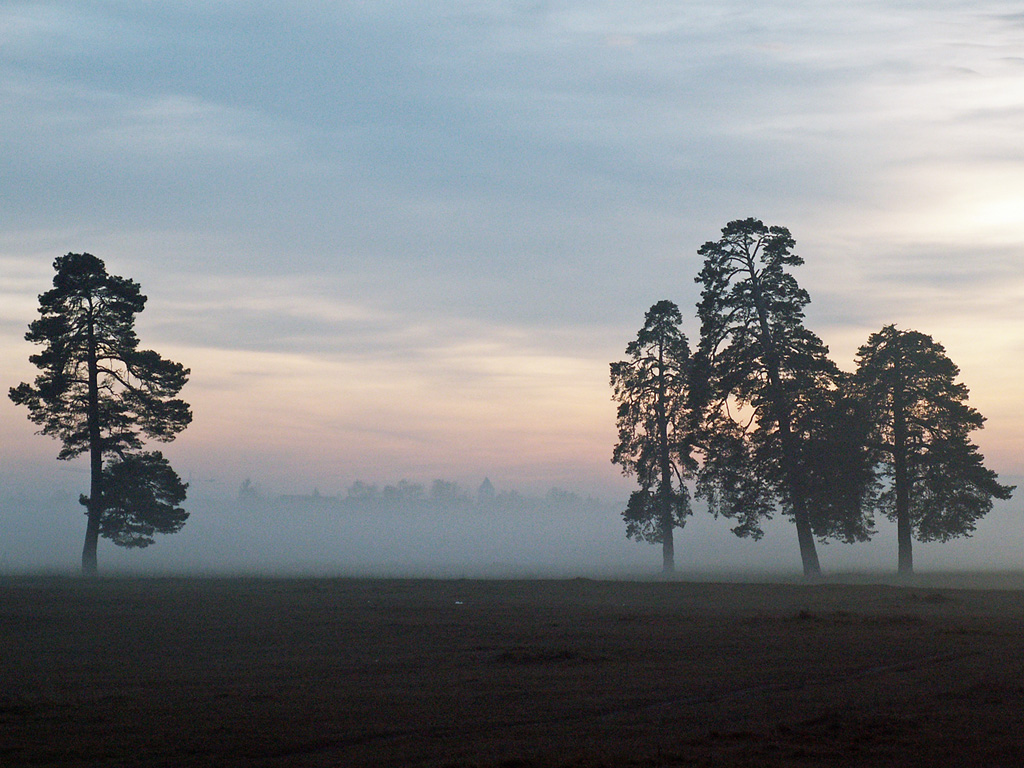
(853, 325), (1013, 575)
(610, 300), (697, 572)
(9, 253), (191, 574)
(692, 219), (873, 578)
(477, 477), (496, 505)
(430, 479), (470, 510)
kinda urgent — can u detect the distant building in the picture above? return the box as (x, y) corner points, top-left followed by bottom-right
(477, 477), (496, 503)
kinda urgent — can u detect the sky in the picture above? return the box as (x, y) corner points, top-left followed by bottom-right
(1, 2), (1023, 573)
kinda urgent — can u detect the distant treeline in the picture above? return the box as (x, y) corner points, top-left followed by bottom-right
(238, 477), (615, 516)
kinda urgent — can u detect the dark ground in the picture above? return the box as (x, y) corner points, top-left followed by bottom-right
(2, 575), (1024, 767)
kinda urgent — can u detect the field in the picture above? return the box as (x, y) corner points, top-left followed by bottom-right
(3, 575), (1024, 767)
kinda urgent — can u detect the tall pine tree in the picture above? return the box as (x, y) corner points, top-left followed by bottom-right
(693, 219), (873, 577)
(611, 301), (697, 572)
(853, 325), (1013, 575)
(10, 253), (192, 573)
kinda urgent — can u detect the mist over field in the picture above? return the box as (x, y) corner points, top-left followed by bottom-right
(2, 476), (1021, 578)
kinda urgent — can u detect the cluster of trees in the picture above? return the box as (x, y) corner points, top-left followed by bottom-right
(9, 254), (191, 574)
(11, 239), (1013, 579)
(612, 219), (1013, 577)
(241, 477), (610, 517)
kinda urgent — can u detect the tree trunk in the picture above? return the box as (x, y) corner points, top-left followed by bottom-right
(661, 513), (675, 573)
(792, 496), (821, 579)
(782, 421), (821, 579)
(82, 307), (102, 576)
(896, 503), (913, 576)
(748, 273), (821, 579)
(82, 504), (100, 575)
(893, 373), (912, 576)
(657, 338), (675, 573)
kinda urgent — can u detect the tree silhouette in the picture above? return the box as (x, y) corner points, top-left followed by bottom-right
(611, 300), (697, 571)
(9, 253), (191, 574)
(692, 219), (873, 578)
(853, 325), (1013, 575)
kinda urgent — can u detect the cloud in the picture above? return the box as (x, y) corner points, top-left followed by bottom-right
(2, 0), (1023, 497)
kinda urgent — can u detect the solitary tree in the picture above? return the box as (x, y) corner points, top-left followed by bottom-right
(853, 325), (1013, 575)
(611, 300), (697, 571)
(10, 253), (192, 574)
(692, 219), (873, 578)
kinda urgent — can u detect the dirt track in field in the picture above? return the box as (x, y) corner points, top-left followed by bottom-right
(2, 576), (1024, 767)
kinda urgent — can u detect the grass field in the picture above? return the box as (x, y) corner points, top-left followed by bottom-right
(3, 575), (1024, 767)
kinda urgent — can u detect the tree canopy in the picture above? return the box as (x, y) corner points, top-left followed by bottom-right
(99, 451), (189, 548)
(9, 253), (192, 573)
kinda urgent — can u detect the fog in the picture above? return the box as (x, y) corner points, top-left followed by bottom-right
(2, 477), (1021, 579)
(3, 1), (1022, 584)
